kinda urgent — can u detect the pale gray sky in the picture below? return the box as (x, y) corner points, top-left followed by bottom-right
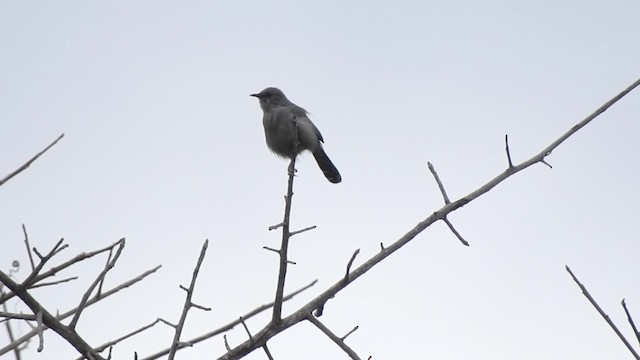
(1, 1), (639, 359)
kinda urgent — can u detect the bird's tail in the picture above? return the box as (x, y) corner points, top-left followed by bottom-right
(312, 147), (342, 184)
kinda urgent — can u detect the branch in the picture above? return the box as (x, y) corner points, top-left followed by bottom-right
(239, 317), (273, 360)
(1, 302), (21, 360)
(307, 314), (361, 360)
(74, 319), (164, 360)
(0, 133), (64, 188)
(622, 299), (640, 348)
(0, 270), (105, 360)
(69, 238), (126, 330)
(427, 162), (450, 204)
(23, 224), (36, 271)
(272, 157), (297, 323)
(345, 249), (360, 281)
(504, 134), (514, 168)
(168, 240), (211, 360)
(442, 217), (469, 246)
(218, 75), (640, 360)
(566, 266), (640, 359)
(139, 279), (316, 360)
(0, 265), (161, 356)
(0, 238), (122, 305)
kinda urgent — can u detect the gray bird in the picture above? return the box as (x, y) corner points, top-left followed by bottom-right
(251, 87), (341, 183)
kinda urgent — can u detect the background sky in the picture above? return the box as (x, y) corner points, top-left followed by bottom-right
(1, 1), (639, 359)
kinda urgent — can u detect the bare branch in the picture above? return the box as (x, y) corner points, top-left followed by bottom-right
(35, 310), (43, 352)
(622, 299), (640, 349)
(0, 270), (105, 360)
(139, 279), (317, 360)
(308, 314), (361, 360)
(22, 238), (66, 289)
(29, 276), (78, 289)
(0, 239), (123, 304)
(168, 240), (210, 360)
(566, 266), (640, 359)
(340, 325), (359, 341)
(442, 217), (469, 246)
(69, 238), (126, 330)
(290, 225), (316, 237)
(239, 317), (273, 359)
(345, 249), (360, 281)
(223, 335), (231, 351)
(262, 246), (280, 255)
(272, 157), (297, 323)
(0, 265), (161, 356)
(1, 302), (21, 360)
(218, 75), (640, 360)
(0, 133), (64, 188)
(0, 312), (37, 321)
(75, 319), (164, 360)
(427, 162), (451, 204)
(23, 224), (36, 271)
(504, 134), (514, 168)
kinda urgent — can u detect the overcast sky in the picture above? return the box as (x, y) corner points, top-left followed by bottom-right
(1, 1), (639, 359)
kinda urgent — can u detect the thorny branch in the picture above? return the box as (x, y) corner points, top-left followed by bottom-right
(168, 240), (211, 360)
(0, 266), (161, 356)
(566, 266), (640, 360)
(218, 76), (640, 359)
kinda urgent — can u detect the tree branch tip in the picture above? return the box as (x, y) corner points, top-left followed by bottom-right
(290, 225), (317, 236)
(541, 159), (553, 169)
(191, 302), (211, 311)
(268, 222), (285, 231)
(223, 334), (231, 351)
(263, 246), (280, 255)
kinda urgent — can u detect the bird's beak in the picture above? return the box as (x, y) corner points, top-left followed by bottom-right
(250, 93), (259, 97)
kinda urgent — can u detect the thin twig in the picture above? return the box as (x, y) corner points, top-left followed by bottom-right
(340, 326), (359, 341)
(75, 319), (164, 360)
(239, 317), (273, 360)
(621, 299), (640, 348)
(35, 310), (43, 352)
(0, 133), (64, 188)
(22, 224), (35, 271)
(290, 225), (316, 237)
(21, 238), (66, 290)
(262, 246), (280, 255)
(345, 249), (360, 281)
(566, 266), (640, 359)
(29, 276), (78, 289)
(1, 302), (21, 360)
(504, 134), (514, 168)
(0, 312), (37, 321)
(223, 335), (231, 351)
(168, 240), (210, 360)
(442, 218), (469, 246)
(427, 162), (451, 204)
(69, 239), (126, 330)
(308, 314), (361, 360)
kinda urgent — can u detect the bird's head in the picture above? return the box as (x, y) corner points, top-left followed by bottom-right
(250, 87), (289, 110)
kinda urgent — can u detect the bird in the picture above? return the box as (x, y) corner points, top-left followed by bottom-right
(251, 87), (341, 184)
